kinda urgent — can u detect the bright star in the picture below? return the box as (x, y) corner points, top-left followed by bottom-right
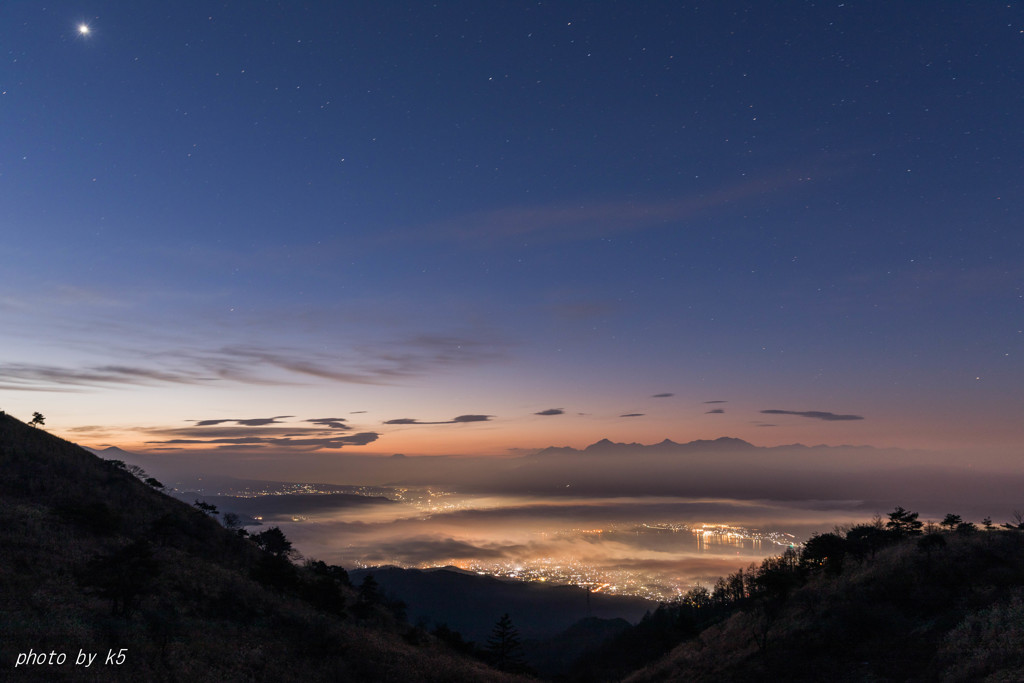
(78, 24), (90, 36)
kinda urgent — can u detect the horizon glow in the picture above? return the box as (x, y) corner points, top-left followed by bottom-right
(1, 2), (1021, 471)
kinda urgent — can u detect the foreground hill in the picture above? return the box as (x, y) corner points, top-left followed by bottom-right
(0, 414), (527, 682)
(615, 518), (1024, 682)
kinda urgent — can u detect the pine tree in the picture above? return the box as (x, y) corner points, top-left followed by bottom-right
(486, 612), (525, 672)
(354, 574), (381, 619)
(886, 506), (924, 537)
(251, 527), (293, 558)
(940, 513), (963, 532)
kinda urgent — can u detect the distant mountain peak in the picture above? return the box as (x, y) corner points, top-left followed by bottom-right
(537, 436), (758, 457)
(690, 436), (757, 450)
(85, 445), (135, 458)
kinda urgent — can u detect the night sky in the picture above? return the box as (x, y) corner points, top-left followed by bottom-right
(3, 1), (1022, 460)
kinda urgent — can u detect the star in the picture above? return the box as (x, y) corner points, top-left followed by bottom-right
(77, 24), (90, 36)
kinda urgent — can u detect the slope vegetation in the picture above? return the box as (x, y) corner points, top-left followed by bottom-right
(0, 413), (527, 682)
(620, 516), (1024, 682)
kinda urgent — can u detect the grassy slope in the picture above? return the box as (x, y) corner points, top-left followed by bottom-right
(624, 530), (1024, 683)
(0, 414), (529, 682)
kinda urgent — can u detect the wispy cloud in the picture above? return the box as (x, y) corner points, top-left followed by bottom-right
(420, 171), (813, 247)
(192, 416), (293, 427)
(163, 433), (379, 450)
(141, 415), (379, 451)
(0, 333), (508, 392)
(706, 409), (725, 414)
(145, 430), (379, 451)
(619, 413), (645, 418)
(452, 414), (492, 423)
(535, 408), (565, 416)
(200, 335), (507, 385)
(0, 363), (212, 391)
(306, 417), (351, 429)
(0, 382), (86, 393)
(383, 414), (493, 425)
(651, 393), (674, 398)
(760, 409), (864, 421)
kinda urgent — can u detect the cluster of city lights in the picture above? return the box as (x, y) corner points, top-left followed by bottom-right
(209, 484), (800, 599)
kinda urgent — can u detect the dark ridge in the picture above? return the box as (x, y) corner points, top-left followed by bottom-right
(534, 436), (759, 457)
(0, 413), (526, 682)
(349, 566), (654, 642)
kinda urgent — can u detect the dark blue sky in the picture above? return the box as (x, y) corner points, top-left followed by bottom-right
(2, 1), (1022, 455)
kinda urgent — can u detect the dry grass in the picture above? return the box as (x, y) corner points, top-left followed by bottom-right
(0, 414), (533, 682)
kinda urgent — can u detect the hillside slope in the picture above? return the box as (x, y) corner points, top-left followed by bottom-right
(623, 524), (1024, 682)
(349, 566), (654, 642)
(0, 414), (528, 682)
